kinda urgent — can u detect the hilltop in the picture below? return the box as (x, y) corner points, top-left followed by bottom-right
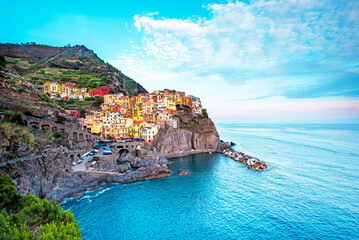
(0, 43), (147, 96)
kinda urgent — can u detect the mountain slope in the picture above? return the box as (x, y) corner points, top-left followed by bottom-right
(0, 43), (147, 96)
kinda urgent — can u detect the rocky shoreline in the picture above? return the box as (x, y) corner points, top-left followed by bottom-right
(223, 148), (268, 171)
(0, 110), (268, 203)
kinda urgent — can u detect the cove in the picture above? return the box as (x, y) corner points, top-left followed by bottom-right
(62, 124), (359, 239)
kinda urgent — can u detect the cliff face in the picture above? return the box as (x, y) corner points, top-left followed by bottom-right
(151, 114), (221, 158)
(1, 150), (80, 201)
(0, 147), (172, 202)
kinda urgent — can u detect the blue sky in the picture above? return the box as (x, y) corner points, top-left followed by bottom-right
(1, 0), (359, 123)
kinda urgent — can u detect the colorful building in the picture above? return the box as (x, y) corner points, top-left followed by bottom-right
(132, 121), (146, 138)
(89, 86), (111, 96)
(141, 124), (160, 142)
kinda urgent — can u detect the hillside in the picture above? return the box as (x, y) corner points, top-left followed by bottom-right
(0, 43), (147, 96)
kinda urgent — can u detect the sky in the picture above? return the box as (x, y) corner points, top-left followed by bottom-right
(1, 0), (359, 123)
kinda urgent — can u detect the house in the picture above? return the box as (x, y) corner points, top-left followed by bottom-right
(141, 124), (160, 142)
(192, 107), (202, 116)
(111, 105), (124, 113)
(104, 93), (124, 106)
(109, 118), (133, 141)
(131, 120), (146, 138)
(144, 113), (156, 124)
(156, 112), (172, 122)
(119, 96), (130, 108)
(71, 110), (81, 119)
(89, 86), (111, 96)
(143, 102), (154, 115)
(44, 82), (61, 94)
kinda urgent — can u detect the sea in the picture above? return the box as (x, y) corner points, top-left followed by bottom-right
(62, 124), (359, 239)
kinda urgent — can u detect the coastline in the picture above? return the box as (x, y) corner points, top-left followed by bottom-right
(59, 170), (173, 204)
(59, 150), (219, 202)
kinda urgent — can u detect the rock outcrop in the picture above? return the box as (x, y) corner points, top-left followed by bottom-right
(121, 149), (169, 168)
(0, 148), (172, 202)
(151, 110), (221, 158)
(178, 169), (190, 176)
(223, 147), (268, 171)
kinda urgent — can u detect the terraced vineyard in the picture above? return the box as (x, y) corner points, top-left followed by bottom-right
(0, 43), (147, 96)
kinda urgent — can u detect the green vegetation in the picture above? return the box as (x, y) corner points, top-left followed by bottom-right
(0, 174), (81, 239)
(4, 111), (26, 126)
(91, 96), (104, 108)
(51, 131), (62, 139)
(0, 121), (36, 153)
(55, 95), (103, 112)
(4, 52), (117, 90)
(79, 108), (86, 118)
(202, 109), (208, 118)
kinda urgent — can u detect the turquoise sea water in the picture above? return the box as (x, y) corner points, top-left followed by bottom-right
(62, 124), (359, 239)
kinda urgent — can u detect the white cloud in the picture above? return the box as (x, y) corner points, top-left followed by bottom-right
(110, 0), (359, 123)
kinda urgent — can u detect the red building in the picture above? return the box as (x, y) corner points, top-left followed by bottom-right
(71, 110), (81, 119)
(89, 86), (111, 96)
(65, 82), (74, 88)
(164, 89), (174, 94)
(111, 105), (123, 112)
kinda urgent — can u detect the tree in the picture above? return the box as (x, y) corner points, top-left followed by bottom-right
(92, 96), (104, 108)
(0, 174), (23, 212)
(79, 108), (86, 118)
(0, 174), (81, 239)
(202, 109), (208, 118)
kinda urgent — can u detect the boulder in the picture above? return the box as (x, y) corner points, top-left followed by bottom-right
(178, 169), (190, 176)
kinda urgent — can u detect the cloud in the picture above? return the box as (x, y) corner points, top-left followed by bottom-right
(109, 0), (359, 122)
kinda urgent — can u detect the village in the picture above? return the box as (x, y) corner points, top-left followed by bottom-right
(43, 82), (204, 143)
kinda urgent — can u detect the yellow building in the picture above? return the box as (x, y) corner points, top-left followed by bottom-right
(136, 96), (142, 105)
(118, 96), (130, 108)
(131, 121), (146, 138)
(43, 82), (52, 93)
(152, 90), (160, 96)
(133, 115), (144, 121)
(176, 97), (183, 105)
(43, 82), (61, 94)
(90, 121), (103, 135)
(132, 104), (143, 117)
(166, 96), (176, 112)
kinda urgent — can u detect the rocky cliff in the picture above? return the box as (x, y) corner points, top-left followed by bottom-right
(151, 108), (221, 158)
(0, 148), (172, 202)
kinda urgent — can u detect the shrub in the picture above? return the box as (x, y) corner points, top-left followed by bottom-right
(202, 109), (208, 118)
(0, 122), (36, 153)
(92, 97), (104, 108)
(4, 110), (25, 126)
(79, 108), (86, 118)
(51, 131), (62, 139)
(23, 110), (34, 117)
(0, 174), (81, 239)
